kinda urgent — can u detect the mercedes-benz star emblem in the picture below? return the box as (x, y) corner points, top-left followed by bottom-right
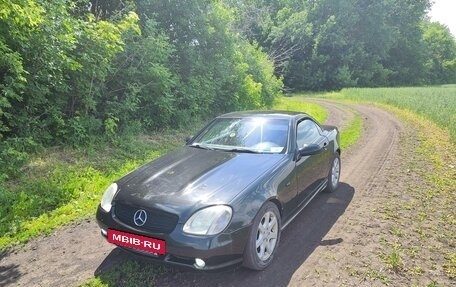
(133, 209), (147, 227)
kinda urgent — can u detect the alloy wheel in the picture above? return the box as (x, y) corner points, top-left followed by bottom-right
(255, 211), (278, 261)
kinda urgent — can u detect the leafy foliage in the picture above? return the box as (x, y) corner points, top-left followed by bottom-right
(226, 0), (456, 90)
(422, 21), (456, 85)
(0, 0), (282, 180)
(0, 0), (283, 244)
(1, 1), (455, 155)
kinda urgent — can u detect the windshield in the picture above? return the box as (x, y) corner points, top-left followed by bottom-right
(191, 117), (289, 153)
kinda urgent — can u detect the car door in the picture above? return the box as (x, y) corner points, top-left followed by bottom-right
(294, 119), (330, 204)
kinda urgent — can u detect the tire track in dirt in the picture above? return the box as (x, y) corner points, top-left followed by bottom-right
(0, 100), (403, 287)
(310, 99), (356, 130)
(287, 101), (403, 286)
(0, 220), (114, 287)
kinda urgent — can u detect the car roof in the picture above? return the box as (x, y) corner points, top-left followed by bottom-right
(218, 110), (309, 120)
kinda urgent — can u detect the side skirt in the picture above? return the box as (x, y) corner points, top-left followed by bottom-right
(281, 179), (328, 230)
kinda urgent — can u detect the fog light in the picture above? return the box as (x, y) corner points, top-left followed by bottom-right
(194, 258), (206, 269)
(101, 229), (107, 236)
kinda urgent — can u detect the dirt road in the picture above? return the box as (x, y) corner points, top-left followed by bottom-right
(0, 101), (405, 287)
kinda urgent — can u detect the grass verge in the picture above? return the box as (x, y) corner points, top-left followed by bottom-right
(340, 114), (362, 150)
(0, 129), (199, 250)
(338, 112), (362, 150)
(375, 104), (455, 285)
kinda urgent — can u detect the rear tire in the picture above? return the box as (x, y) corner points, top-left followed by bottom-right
(325, 154), (341, 193)
(243, 202), (281, 270)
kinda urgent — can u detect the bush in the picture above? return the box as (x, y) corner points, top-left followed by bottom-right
(0, 137), (37, 179)
(0, 1), (282, 177)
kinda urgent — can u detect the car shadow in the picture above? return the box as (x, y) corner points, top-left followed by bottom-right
(95, 182), (355, 286)
(0, 249), (21, 286)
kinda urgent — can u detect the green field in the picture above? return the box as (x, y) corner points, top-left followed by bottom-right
(327, 86), (456, 143)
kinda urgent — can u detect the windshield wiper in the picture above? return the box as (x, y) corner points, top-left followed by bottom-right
(189, 143), (214, 150)
(224, 147), (262, 154)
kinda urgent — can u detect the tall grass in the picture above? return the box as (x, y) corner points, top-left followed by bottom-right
(336, 86), (456, 143)
(0, 131), (194, 249)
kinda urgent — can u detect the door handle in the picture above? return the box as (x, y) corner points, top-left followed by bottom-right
(323, 142), (329, 151)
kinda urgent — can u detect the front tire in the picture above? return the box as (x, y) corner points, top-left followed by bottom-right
(325, 153), (341, 192)
(243, 202), (281, 270)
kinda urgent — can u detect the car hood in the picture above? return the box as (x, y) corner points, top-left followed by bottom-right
(114, 146), (285, 219)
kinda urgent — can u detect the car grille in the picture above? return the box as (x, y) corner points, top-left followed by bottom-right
(113, 202), (179, 234)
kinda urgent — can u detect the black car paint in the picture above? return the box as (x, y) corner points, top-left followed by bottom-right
(96, 111), (340, 270)
(114, 147), (286, 223)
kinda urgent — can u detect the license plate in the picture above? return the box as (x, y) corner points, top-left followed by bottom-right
(107, 229), (166, 255)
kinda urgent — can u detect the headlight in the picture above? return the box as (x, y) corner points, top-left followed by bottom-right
(183, 205), (232, 235)
(100, 183), (118, 212)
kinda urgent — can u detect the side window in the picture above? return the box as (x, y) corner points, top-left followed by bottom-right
(296, 120), (321, 148)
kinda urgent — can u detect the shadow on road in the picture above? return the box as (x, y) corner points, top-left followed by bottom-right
(0, 249), (21, 286)
(95, 182), (354, 286)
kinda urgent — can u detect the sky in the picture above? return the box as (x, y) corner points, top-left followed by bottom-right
(428, 0), (456, 36)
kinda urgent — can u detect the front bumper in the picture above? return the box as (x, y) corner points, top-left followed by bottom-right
(96, 205), (250, 270)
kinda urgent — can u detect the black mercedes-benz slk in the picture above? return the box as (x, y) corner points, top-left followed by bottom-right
(96, 111), (341, 270)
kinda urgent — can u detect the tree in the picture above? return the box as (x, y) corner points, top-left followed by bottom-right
(0, 1), (136, 144)
(0, 0), (43, 137)
(134, 0), (282, 117)
(226, 0), (440, 90)
(381, 0), (432, 86)
(422, 20), (456, 84)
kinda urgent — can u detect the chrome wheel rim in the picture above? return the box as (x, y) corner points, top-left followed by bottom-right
(255, 211), (278, 261)
(331, 157), (340, 188)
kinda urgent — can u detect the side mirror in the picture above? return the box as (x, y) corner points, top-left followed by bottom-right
(185, 136), (193, 144)
(299, 144), (323, 156)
